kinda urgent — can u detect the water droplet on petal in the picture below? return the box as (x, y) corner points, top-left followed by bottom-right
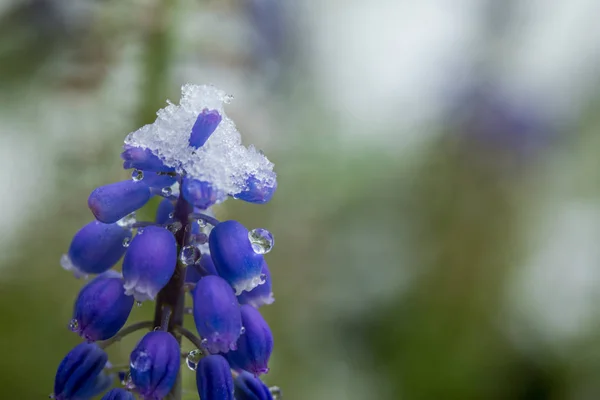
(117, 212), (137, 228)
(162, 187), (172, 196)
(269, 386), (282, 399)
(168, 212), (174, 219)
(168, 221), (182, 234)
(198, 219), (207, 228)
(153, 326), (161, 331)
(201, 338), (208, 346)
(131, 169), (144, 181)
(122, 237), (131, 247)
(131, 351), (151, 371)
(248, 228), (274, 254)
(68, 319), (79, 332)
(186, 349), (202, 371)
(180, 245), (200, 265)
(240, 326), (246, 334)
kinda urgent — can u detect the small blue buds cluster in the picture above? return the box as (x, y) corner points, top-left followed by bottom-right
(53, 85), (281, 400)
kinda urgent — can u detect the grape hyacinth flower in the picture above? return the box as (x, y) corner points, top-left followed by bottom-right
(225, 304), (274, 376)
(234, 371), (273, 400)
(196, 355), (235, 400)
(52, 84), (281, 399)
(101, 388), (135, 400)
(52, 343), (112, 400)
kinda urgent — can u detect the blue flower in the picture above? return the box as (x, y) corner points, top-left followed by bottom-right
(122, 226), (177, 302)
(130, 331), (180, 400)
(88, 180), (152, 224)
(186, 253), (218, 284)
(234, 371), (273, 400)
(189, 109), (222, 149)
(155, 198), (175, 225)
(101, 388), (135, 400)
(209, 220), (265, 294)
(181, 177), (222, 209)
(237, 260), (274, 308)
(53, 342), (112, 400)
(196, 355), (234, 400)
(193, 275), (242, 353)
(225, 304), (273, 376)
(139, 171), (177, 189)
(234, 175), (277, 204)
(61, 220), (131, 277)
(72, 272), (134, 341)
(121, 145), (175, 172)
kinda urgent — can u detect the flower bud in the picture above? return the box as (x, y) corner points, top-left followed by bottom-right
(209, 220), (265, 294)
(155, 198), (175, 225)
(88, 180), (152, 224)
(121, 145), (175, 172)
(181, 177), (222, 209)
(130, 331), (180, 400)
(234, 174), (277, 204)
(186, 253), (218, 284)
(101, 388), (135, 400)
(189, 109), (222, 149)
(72, 272), (134, 341)
(234, 371), (273, 400)
(140, 171), (177, 189)
(62, 221), (131, 276)
(237, 260), (274, 308)
(195, 355), (234, 400)
(122, 226), (177, 302)
(53, 343), (112, 400)
(193, 275), (242, 354)
(225, 305), (273, 376)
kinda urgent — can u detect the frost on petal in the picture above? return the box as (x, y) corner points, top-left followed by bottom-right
(124, 84), (276, 199)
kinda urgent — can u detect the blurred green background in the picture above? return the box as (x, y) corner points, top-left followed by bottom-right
(1, 0), (600, 399)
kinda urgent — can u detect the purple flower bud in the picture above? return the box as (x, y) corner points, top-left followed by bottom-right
(189, 109), (222, 149)
(209, 220), (265, 294)
(181, 177), (222, 209)
(237, 260), (274, 308)
(225, 305), (273, 376)
(186, 253), (218, 284)
(122, 226), (177, 302)
(101, 388), (135, 400)
(155, 198), (175, 225)
(130, 331), (180, 400)
(196, 355), (234, 400)
(121, 145), (175, 172)
(234, 371), (273, 400)
(193, 275), (242, 353)
(234, 175), (277, 204)
(62, 220), (131, 276)
(88, 180), (152, 224)
(140, 171), (177, 189)
(72, 272), (134, 341)
(53, 343), (112, 400)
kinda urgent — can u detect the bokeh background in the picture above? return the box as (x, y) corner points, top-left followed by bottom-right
(1, 0), (600, 399)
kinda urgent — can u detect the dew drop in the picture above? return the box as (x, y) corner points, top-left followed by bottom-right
(248, 228), (274, 254)
(197, 219), (207, 228)
(162, 187), (172, 196)
(122, 237), (131, 248)
(269, 386), (282, 399)
(180, 245), (200, 265)
(118, 371), (128, 385)
(186, 349), (202, 371)
(131, 351), (151, 372)
(168, 212), (174, 219)
(153, 326), (162, 331)
(131, 169), (144, 182)
(48, 393), (55, 399)
(224, 94), (234, 104)
(240, 326), (246, 335)
(117, 212), (137, 228)
(201, 338), (208, 346)
(137, 228), (144, 235)
(136, 301), (143, 307)
(168, 221), (182, 234)
(68, 319), (79, 332)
